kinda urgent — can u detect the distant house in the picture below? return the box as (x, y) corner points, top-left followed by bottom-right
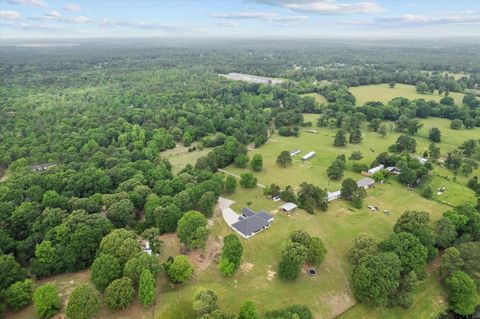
(279, 202), (297, 213)
(30, 163), (57, 173)
(357, 177), (375, 189)
(327, 190), (342, 202)
(414, 156), (428, 165)
(222, 207), (274, 239)
(386, 166), (401, 175)
(289, 149), (301, 156)
(141, 240), (152, 255)
(302, 151), (316, 161)
(367, 164), (384, 175)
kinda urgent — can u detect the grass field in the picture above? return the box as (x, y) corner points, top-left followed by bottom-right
(156, 182), (449, 319)
(227, 115), (478, 205)
(350, 83), (465, 106)
(302, 92), (328, 104)
(161, 143), (210, 174)
(155, 114), (479, 319)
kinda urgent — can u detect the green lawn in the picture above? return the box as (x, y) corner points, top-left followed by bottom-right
(227, 115), (477, 204)
(301, 92), (328, 104)
(156, 182), (449, 319)
(350, 84), (465, 106)
(155, 115), (471, 319)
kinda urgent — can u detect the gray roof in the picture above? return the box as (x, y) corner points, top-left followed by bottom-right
(241, 207), (256, 217)
(357, 177), (375, 188)
(231, 216), (270, 237)
(256, 211), (274, 222)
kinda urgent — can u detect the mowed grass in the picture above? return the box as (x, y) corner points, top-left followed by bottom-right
(350, 83), (464, 106)
(156, 182), (449, 319)
(302, 92), (328, 104)
(156, 115), (467, 318)
(227, 115), (478, 205)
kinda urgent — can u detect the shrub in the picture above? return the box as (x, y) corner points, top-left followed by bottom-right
(33, 284), (60, 319)
(105, 277), (134, 310)
(66, 284), (100, 319)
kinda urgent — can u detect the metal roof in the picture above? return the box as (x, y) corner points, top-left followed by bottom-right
(279, 202), (298, 211)
(357, 177), (375, 188)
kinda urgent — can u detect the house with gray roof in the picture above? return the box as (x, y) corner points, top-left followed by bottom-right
(222, 207), (274, 239)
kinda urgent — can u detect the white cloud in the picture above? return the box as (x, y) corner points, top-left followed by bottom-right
(216, 21), (240, 27)
(63, 4), (81, 12)
(249, 0), (383, 14)
(209, 11), (308, 22)
(45, 10), (61, 18)
(0, 10), (22, 20)
(344, 11), (480, 27)
(6, 0), (48, 8)
(70, 16), (90, 23)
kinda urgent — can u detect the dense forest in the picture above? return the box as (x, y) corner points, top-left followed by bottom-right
(1, 39), (480, 318)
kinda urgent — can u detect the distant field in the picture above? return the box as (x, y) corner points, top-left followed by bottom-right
(301, 92), (328, 104)
(161, 143), (210, 174)
(226, 115), (478, 198)
(350, 83), (465, 105)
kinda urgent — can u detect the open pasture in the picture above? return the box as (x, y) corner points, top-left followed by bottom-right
(227, 115), (478, 204)
(301, 92), (328, 104)
(161, 143), (210, 174)
(350, 83), (464, 106)
(156, 182), (449, 319)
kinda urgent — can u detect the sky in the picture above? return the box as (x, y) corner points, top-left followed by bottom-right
(0, 0), (479, 39)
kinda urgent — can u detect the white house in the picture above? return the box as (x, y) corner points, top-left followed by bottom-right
(414, 156), (428, 165)
(327, 190), (342, 202)
(367, 164), (384, 175)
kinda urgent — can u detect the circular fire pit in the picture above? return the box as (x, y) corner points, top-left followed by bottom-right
(307, 268), (317, 276)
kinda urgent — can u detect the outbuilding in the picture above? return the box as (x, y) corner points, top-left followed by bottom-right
(357, 177), (375, 189)
(367, 164), (384, 175)
(327, 190), (342, 202)
(414, 156), (428, 165)
(386, 166), (401, 175)
(302, 151), (316, 161)
(289, 149), (301, 156)
(279, 202), (298, 213)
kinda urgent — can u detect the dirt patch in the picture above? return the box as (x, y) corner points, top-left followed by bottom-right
(266, 270), (276, 281)
(325, 293), (355, 318)
(240, 262), (254, 273)
(186, 236), (222, 274)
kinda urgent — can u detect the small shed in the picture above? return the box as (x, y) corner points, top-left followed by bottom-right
(386, 166), (401, 175)
(414, 156), (428, 165)
(302, 151), (316, 161)
(357, 177), (375, 189)
(279, 202), (297, 213)
(289, 149), (301, 156)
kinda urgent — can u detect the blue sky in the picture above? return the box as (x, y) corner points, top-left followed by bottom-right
(1, 0), (479, 39)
